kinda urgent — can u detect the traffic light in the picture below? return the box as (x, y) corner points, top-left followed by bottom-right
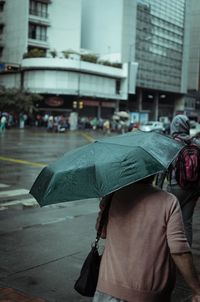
(73, 101), (77, 109)
(79, 101), (83, 109)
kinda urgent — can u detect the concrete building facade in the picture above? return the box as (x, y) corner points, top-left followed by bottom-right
(1, 0), (82, 64)
(82, 0), (191, 121)
(186, 0), (200, 121)
(134, 0), (190, 121)
(0, 0), (198, 122)
(0, 0), (138, 119)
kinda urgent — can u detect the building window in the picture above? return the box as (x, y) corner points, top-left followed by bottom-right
(29, 0), (48, 18)
(29, 23), (47, 41)
(29, 23), (36, 39)
(116, 80), (121, 94)
(0, 1), (5, 12)
(0, 47), (3, 57)
(0, 24), (4, 35)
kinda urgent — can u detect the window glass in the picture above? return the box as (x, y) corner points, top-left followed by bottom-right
(29, 23), (47, 41)
(0, 24), (4, 35)
(0, 47), (3, 57)
(29, 0), (48, 18)
(136, 0), (185, 91)
(0, 2), (5, 12)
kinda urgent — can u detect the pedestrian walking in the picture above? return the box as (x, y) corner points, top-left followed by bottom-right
(0, 114), (7, 133)
(103, 119), (110, 134)
(166, 114), (200, 246)
(93, 176), (200, 302)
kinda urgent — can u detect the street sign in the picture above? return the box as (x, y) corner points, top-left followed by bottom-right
(0, 63), (5, 72)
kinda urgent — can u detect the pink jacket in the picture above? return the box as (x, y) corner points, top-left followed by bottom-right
(96, 183), (190, 302)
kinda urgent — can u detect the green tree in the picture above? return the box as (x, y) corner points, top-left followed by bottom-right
(80, 53), (98, 63)
(0, 86), (43, 112)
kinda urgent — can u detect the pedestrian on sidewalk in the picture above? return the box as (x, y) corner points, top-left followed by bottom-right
(0, 114), (7, 133)
(93, 176), (200, 302)
(166, 114), (200, 246)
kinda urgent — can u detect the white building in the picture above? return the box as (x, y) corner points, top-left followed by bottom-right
(0, 0), (195, 121)
(1, 0), (82, 64)
(0, 0), (138, 118)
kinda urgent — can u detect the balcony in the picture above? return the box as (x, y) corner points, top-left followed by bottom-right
(21, 57), (127, 78)
(29, 11), (50, 26)
(28, 37), (49, 49)
(29, 9), (49, 19)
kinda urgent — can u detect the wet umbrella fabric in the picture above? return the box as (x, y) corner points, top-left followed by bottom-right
(30, 131), (182, 207)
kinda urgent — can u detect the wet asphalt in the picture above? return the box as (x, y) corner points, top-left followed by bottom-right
(0, 127), (97, 190)
(0, 127), (100, 302)
(0, 127), (199, 302)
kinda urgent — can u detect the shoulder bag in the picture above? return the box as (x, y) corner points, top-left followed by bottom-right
(74, 193), (113, 297)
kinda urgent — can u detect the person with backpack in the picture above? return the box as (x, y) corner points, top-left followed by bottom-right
(166, 114), (200, 246)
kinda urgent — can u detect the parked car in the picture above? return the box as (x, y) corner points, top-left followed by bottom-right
(139, 121), (165, 133)
(189, 121), (200, 137)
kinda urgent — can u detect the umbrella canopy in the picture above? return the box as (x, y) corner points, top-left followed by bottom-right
(30, 130), (183, 206)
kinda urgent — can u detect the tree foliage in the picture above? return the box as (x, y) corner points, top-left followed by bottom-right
(23, 48), (46, 59)
(0, 86), (43, 112)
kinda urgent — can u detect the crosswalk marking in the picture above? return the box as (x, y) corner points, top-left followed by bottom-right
(0, 156), (45, 167)
(0, 184), (37, 209)
(1, 198), (38, 207)
(0, 189), (29, 198)
(0, 183), (99, 212)
(0, 184), (9, 188)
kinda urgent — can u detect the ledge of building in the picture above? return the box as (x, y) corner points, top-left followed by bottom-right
(21, 58), (129, 78)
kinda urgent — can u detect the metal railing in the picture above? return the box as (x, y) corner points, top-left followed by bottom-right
(28, 34), (48, 42)
(29, 9), (48, 18)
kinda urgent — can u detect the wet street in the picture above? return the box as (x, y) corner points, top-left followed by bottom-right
(0, 128), (101, 302)
(0, 128), (199, 302)
(0, 127), (97, 191)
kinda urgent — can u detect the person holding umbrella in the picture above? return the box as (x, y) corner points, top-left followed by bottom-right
(30, 130), (200, 301)
(93, 175), (200, 302)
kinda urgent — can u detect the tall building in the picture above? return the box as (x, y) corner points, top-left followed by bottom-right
(186, 0), (200, 120)
(0, 0), (135, 118)
(188, 0), (200, 92)
(81, 0), (138, 97)
(82, 0), (191, 121)
(0, 0), (195, 121)
(135, 0), (188, 120)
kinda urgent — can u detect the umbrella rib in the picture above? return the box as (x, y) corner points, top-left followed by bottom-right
(96, 141), (168, 167)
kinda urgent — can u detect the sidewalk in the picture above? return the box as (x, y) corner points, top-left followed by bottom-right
(0, 199), (98, 302)
(0, 200), (199, 302)
(172, 199), (200, 301)
(0, 287), (46, 302)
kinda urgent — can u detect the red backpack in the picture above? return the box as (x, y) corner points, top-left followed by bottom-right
(172, 138), (200, 188)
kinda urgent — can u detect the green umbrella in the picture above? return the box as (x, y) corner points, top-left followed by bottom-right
(30, 130), (183, 206)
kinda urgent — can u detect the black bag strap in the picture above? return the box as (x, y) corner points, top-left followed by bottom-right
(95, 193), (113, 246)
